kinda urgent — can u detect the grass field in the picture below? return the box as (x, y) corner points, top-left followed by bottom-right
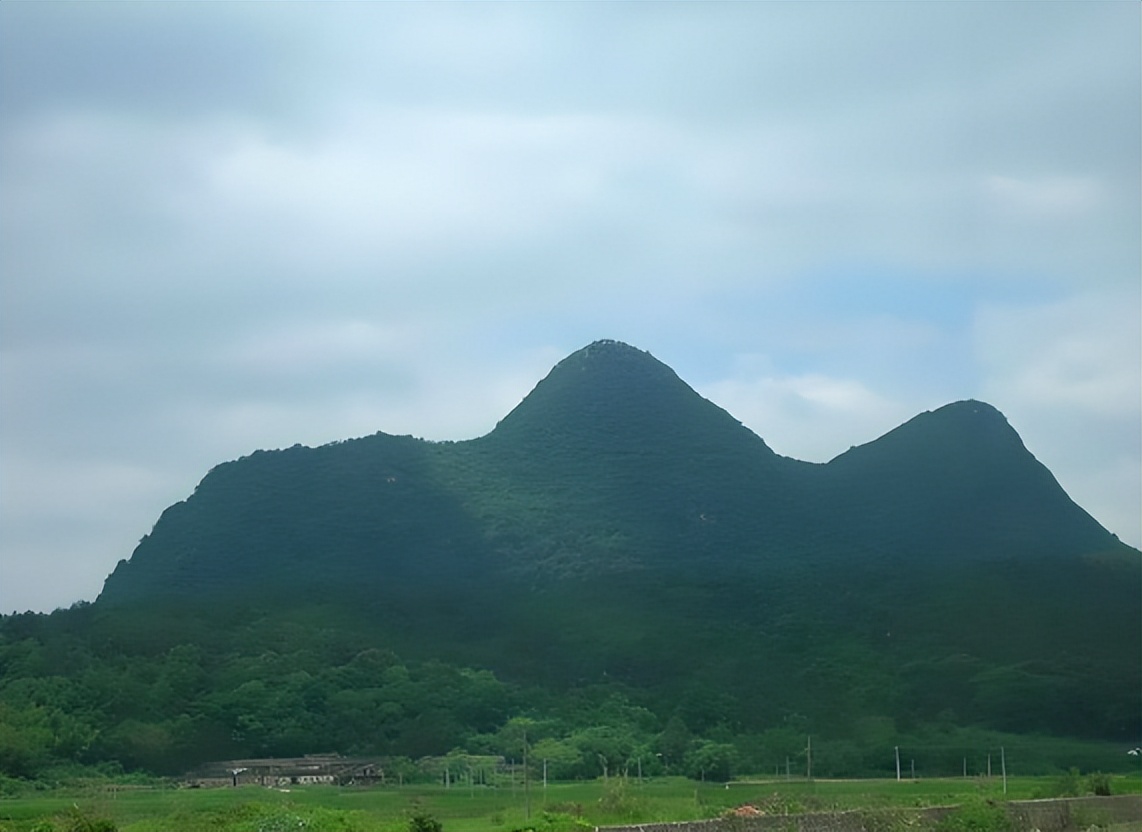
(1, 774), (1139, 832)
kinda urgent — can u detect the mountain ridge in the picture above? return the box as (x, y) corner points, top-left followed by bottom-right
(99, 339), (1130, 604)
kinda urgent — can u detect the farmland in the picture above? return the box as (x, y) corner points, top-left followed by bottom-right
(2, 773), (1139, 832)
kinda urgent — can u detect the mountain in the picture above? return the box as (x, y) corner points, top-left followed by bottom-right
(99, 339), (1125, 601)
(10, 339), (1135, 777)
(821, 399), (1117, 560)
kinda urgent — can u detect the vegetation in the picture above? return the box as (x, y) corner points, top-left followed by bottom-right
(2, 585), (1137, 785)
(1, 774), (1139, 832)
(408, 810), (443, 832)
(1, 341), (1137, 789)
(935, 798), (1013, 832)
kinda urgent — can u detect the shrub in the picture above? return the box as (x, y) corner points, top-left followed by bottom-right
(1086, 771), (1112, 796)
(596, 778), (646, 822)
(1052, 767), (1083, 797)
(508, 811), (592, 832)
(935, 799), (1013, 832)
(409, 811), (443, 832)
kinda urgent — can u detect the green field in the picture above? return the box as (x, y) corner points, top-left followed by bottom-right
(2, 774), (1138, 832)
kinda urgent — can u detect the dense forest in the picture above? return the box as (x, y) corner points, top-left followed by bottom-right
(2, 341), (1138, 785)
(2, 593), (1136, 785)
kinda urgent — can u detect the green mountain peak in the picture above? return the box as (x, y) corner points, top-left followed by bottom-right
(823, 398), (1110, 557)
(488, 339), (773, 459)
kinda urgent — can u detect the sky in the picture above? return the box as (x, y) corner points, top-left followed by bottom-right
(1, 2), (1139, 614)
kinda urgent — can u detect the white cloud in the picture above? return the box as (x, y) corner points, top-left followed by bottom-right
(975, 291), (1141, 546)
(701, 364), (909, 463)
(226, 319), (413, 377)
(984, 175), (1103, 222)
(976, 292), (1141, 417)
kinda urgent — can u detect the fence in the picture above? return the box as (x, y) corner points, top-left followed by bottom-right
(599, 794), (1142, 832)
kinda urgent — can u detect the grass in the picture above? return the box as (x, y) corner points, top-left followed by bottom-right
(1, 774), (1139, 832)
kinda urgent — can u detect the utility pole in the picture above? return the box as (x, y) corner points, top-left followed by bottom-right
(806, 736), (812, 781)
(1001, 747), (1007, 795)
(523, 727), (530, 821)
(910, 759), (915, 780)
(895, 747), (901, 782)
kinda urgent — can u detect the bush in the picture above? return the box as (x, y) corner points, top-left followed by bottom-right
(1086, 771), (1112, 796)
(596, 778), (646, 822)
(0, 774), (34, 798)
(508, 811), (592, 832)
(409, 811), (443, 832)
(936, 799), (1012, 832)
(1052, 767), (1083, 797)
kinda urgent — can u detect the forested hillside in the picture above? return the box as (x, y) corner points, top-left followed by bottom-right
(1, 340), (1137, 783)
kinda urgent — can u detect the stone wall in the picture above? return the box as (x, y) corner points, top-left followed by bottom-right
(598, 794), (1142, 832)
(1008, 795), (1142, 831)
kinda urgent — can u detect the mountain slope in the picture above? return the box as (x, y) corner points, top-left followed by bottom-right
(87, 339), (1138, 751)
(99, 433), (499, 605)
(818, 400), (1117, 559)
(464, 340), (813, 576)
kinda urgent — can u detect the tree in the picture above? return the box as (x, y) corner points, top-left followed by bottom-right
(571, 725), (636, 779)
(685, 740), (737, 782)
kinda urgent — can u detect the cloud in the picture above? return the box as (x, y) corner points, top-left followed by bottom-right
(1, 2), (1138, 612)
(975, 290), (1141, 546)
(976, 291), (1141, 417)
(700, 360), (910, 463)
(984, 175), (1103, 222)
(0, 456), (177, 614)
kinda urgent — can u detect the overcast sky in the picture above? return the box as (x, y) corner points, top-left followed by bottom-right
(2, 3), (1139, 614)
